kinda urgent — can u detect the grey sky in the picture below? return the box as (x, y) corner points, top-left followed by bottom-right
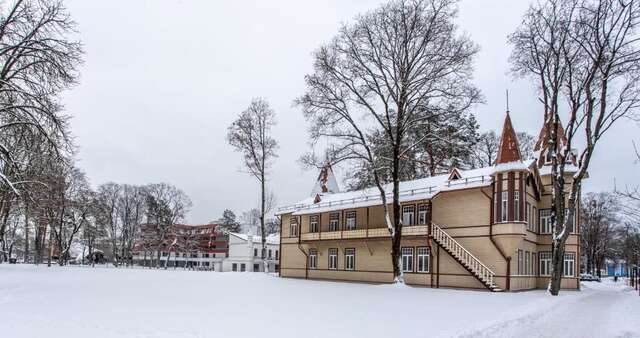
(62, 0), (639, 224)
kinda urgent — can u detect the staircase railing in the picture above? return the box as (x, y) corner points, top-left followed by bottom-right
(431, 223), (496, 288)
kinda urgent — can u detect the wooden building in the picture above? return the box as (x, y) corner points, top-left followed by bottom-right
(276, 112), (581, 291)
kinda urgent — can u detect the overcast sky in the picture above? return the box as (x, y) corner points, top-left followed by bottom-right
(62, 0), (639, 224)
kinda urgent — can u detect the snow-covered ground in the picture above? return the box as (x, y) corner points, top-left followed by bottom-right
(0, 265), (638, 338)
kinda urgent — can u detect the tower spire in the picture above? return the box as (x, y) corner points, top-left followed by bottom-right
(496, 111), (522, 165)
(506, 89), (510, 113)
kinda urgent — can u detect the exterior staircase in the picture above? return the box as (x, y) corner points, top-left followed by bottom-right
(431, 223), (502, 292)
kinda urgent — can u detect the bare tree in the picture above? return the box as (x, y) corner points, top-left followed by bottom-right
(118, 184), (145, 266)
(0, 0), (81, 190)
(95, 182), (122, 266)
(510, 0), (640, 294)
(580, 192), (619, 276)
(227, 97), (278, 272)
(297, 0), (480, 281)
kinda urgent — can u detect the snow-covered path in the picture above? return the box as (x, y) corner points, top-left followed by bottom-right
(0, 265), (638, 338)
(468, 281), (639, 338)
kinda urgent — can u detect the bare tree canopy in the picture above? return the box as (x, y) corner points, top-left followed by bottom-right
(0, 0), (82, 191)
(298, 0), (481, 281)
(509, 0), (640, 295)
(227, 97), (278, 271)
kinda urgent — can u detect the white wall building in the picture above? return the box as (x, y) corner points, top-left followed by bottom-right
(222, 233), (280, 272)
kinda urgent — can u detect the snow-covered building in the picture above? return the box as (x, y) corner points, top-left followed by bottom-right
(276, 112), (582, 292)
(222, 232), (280, 272)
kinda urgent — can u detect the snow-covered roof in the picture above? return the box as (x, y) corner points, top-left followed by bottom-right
(229, 233), (279, 245)
(277, 166), (499, 216)
(538, 164), (580, 176)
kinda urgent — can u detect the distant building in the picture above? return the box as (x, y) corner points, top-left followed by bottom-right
(222, 232), (280, 272)
(132, 223), (229, 270)
(604, 259), (627, 276)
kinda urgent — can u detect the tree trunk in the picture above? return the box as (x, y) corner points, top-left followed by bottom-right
(390, 131), (403, 282)
(24, 202), (29, 263)
(260, 172), (267, 273)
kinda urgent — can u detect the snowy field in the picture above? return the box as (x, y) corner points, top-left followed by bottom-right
(0, 265), (638, 338)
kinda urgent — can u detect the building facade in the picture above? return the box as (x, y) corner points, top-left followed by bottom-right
(222, 233), (280, 272)
(276, 112), (582, 292)
(132, 223), (229, 270)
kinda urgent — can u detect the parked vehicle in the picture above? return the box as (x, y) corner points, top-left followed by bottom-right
(580, 273), (601, 282)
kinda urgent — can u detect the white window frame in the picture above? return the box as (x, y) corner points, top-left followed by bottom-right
(345, 211), (356, 230)
(290, 218), (299, 237)
(501, 191), (508, 222)
(328, 248), (338, 270)
(539, 209), (551, 234)
(525, 251), (531, 275)
(514, 191), (520, 221)
(539, 252), (551, 276)
(517, 249), (523, 275)
(564, 252), (575, 277)
(401, 247), (414, 272)
(329, 213), (339, 231)
(345, 248), (355, 271)
(417, 247), (430, 273)
(309, 215), (319, 233)
(402, 205), (415, 226)
(308, 249), (317, 269)
(418, 204), (429, 225)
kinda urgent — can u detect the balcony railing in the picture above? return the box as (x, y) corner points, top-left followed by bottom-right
(300, 225), (428, 241)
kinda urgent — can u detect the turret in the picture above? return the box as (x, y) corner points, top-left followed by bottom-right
(311, 161), (340, 203)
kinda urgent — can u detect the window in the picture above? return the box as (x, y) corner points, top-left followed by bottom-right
(514, 191), (520, 221)
(328, 248), (338, 270)
(275, 250), (279, 260)
(532, 253), (537, 276)
(253, 263), (259, 271)
(532, 206), (538, 232)
(329, 213), (339, 231)
(540, 209), (551, 234)
(268, 249), (272, 258)
(418, 204), (429, 225)
(417, 247), (430, 273)
(310, 215), (319, 233)
(345, 211), (356, 230)
(254, 248), (258, 257)
(240, 263), (246, 272)
(517, 250), (523, 275)
(525, 251), (531, 275)
(203, 253), (210, 258)
(402, 205), (415, 226)
(565, 209), (575, 233)
(401, 247), (414, 272)
(308, 249), (317, 269)
(162, 252), (168, 257)
(232, 263), (237, 272)
(202, 262), (210, 267)
(564, 252), (575, 277)
(525, 202), (531, 230)
(501, 191), (508, 222)
(290, 218), (299, 237)
(345, 248), (355, 271)
(539, 252), (551, 276)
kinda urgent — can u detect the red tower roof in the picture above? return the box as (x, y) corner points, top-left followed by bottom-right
(496, 112), (522, 164)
